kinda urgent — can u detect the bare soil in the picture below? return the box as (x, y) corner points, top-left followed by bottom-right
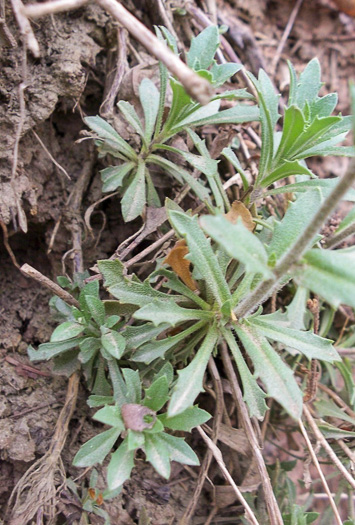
(1, 0), (355, 523)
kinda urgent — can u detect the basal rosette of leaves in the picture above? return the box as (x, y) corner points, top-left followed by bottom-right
(84, 25), (259, 221)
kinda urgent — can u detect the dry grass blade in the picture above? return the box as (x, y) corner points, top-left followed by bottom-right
(196, 426), (260, 525)
(298, 416), (343, 525)
(303, 405), (355, 490)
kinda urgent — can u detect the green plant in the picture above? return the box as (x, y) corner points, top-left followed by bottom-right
(29, 29), (355, 521)
(84, 25), (258, 221)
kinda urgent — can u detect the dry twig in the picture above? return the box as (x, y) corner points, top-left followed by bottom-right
(22, 0), (213, 104)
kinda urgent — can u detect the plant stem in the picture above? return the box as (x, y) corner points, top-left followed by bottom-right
(324, 221), (355, 249)
(234, 158), (355, 318)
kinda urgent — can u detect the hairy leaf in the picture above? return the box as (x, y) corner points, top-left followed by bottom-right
(168, 324), (219, 416)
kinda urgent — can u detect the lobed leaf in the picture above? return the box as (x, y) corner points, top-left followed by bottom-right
(222, 327), (268, 420)
(73, 428), (121, 467)
(248, 313), (340, 362)
(133, 299), (213, 327)
(235, 323), (303, 419)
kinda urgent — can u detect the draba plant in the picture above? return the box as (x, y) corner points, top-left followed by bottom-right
(83, 25), (258, 221)
(29, 25), (355, 517)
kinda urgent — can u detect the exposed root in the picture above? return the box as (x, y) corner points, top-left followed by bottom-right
(7, 372), (80, 525)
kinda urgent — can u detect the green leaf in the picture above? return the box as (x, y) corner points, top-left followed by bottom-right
(248, 69), (280, 183)
(144, 376), (169, 411)
(139, 78), (160, 143)
(210, 62), (242, 87)
(187, 25), (219, 71)
(127, 429), (145, 451)
(148, 154), (210, 204)
(101, 163), (135, 192)
(168, 211), (231, 306)
(87, 395), (114, 407)
(168, 324), (219, 416)
(163, 78), (195, 132)
(264, 177), (355, 201)
(171, 103), (259, 131)
(133, 299), (213, 327)
(293, 58), (322, 108)
(101, 331), (126, 360)
(79, 337), (101, 363)
(99, 260), (182, 307)
(160, 406), (211, 432)
(73, 428), (121, 467)
(84, 116), (137, 161)
(85, 296), (105, 326)
(248, 313), (340, 362)
(154, 268), (210, 309)
(235, 324), (303, 419)
(222, 327), (268, 420)
(144, 434), (171, 478)
(268, 190), (324, 259)
(107, 360), (128, 406)
(260, 160), (314, 188)
(336, 203), (355, 233)
(314, 399), (355, 426)
(122, 368), (141, 404)
(107, 439), (135, 490)
(93, 405), (125, 429)
(221, 147), (249, 189)
(158, 432), (200, 465)
(117, 101), (144, 137)
(295, 247), (355, 309)
(317, 421), (355, 440)
(201, 215), (273, 278)
(132, 321), (207, 364)
(123, 323), (170, 351)
(50, 322), (84, 342)
(121, 160), (146, 222)
(28, 337), (84, 361)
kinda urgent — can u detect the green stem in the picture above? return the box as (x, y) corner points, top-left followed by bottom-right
(234, 158), (355, 318)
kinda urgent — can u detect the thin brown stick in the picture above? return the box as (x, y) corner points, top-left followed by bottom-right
(197, 426), (260, 525)
(20, 263), (80, 308)
(298, 417), (343, 525)
(303, 405), (355, 490)
(220, 344), (283, 525)
(22, 0), (213, 104)
(270, 0), (304, 75)
(0, 221), (20, 268)
(10, 0), (40, 56)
